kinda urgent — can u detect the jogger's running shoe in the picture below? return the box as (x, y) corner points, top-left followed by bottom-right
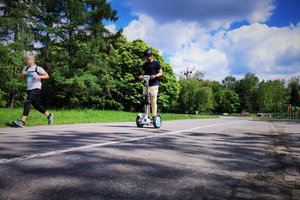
(48, 113), (54, 125)
(13, 120), (25, 128)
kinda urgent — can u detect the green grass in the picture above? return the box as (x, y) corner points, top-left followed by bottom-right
(0, 108), (218, 127)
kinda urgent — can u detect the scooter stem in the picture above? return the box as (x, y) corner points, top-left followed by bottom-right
(143, 75), (151, 116)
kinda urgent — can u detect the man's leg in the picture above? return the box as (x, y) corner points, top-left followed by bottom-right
(150, 86), (158, 116)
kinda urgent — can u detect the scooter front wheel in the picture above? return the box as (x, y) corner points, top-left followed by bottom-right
(136, 116), (144, 127)
(153, 114), (162, 128)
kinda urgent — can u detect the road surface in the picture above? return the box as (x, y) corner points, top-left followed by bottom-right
(0, 117), (299, 200)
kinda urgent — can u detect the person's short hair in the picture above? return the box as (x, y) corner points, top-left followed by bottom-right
(26, 52), (36, 59)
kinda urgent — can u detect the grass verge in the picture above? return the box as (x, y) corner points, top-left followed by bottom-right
(0, 108), (218, 127)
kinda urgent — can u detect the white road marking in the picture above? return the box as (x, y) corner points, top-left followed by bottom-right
(0, 120), (244, 164)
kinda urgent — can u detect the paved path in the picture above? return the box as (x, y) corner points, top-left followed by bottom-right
(0, 118), (299, 200)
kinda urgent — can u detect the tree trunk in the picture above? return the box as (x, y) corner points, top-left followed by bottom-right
(8, 93), (15, 108)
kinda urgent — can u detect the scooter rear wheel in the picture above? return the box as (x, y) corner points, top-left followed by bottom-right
(153, 114), (162, 128)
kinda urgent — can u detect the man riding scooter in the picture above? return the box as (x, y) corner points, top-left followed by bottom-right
(137, 49), (163, 127)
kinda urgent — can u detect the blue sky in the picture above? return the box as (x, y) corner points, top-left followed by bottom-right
(105, 0), (300, 80)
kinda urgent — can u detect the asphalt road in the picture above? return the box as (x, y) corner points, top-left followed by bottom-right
(0, 118), (299, 200)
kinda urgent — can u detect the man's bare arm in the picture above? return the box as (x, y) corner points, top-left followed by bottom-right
(156, 68), (163, 78)
(34, 72), (49, 80)
(150, 68), (163, 80)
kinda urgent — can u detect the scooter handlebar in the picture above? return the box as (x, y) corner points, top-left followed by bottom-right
(143, 75), (151, 81)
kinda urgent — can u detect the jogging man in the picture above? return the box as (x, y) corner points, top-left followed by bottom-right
(13, 53), (53, 127)
(138, 49), (163, 117)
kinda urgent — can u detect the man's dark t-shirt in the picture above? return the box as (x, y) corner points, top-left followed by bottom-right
(143, 60), (161, 86)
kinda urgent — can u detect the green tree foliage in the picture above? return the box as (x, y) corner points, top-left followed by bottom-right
(177, 78), (199, 113)
(215, 88), (240, 113)
(0, 43), (26, 107)
(198, 86), (214, 112)
(0, 0), (34, 107)
(177, 78), (214, 113)
(32, 0), (121, 109)
(256, 80), (288, 112)
(222, 75), (237, 90)
(272, 80), (290, 111)
(235, 73), (259, 112)
(289, 77), (300, 106)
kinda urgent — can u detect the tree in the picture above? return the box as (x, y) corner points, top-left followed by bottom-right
(215, 88), (240, 113)
(222, 75), (237, 90)
(272, 79), (289, 112)
(208, 80), (222, 94)
(256, 80), (288, 112)
(177, 78), (214, 113)
(236, 73), (259, 112)
(197, 86), (214, 112)
(177, 78), (198, 113)
(256, 81), (274, 112)
(289, 79), (300, 106)
(0, 0), (34, 107)
(32, 0), (121, 109)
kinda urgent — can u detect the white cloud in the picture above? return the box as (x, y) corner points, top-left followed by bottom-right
(124, 14), (209, 52)
(123, 14), (154, 42)
(169, 45), (229, 81)
(105, 24), (117, 33)
(247, 0), (275, 23)
(216, 23), (300, 77)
